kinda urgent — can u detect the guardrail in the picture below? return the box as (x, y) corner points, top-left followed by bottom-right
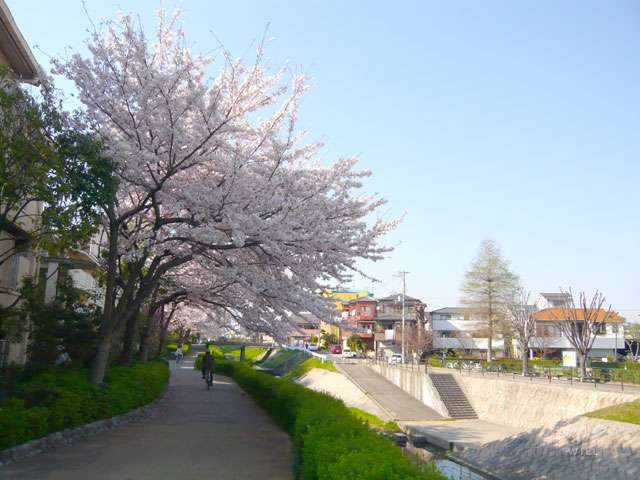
(434, 360), (640, 392)
(286, 345), (328, 362)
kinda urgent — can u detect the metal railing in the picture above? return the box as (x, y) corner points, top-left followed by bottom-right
(433, 360), (640, 392)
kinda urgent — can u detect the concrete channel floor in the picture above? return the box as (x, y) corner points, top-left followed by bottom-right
(402, 419), (520, 449)
(0, 357), (293, 480)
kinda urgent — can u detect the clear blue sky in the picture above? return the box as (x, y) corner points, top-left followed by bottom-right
(9, 1), (640, 318)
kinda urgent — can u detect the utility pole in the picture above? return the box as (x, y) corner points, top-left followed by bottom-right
(396, 271), (410, 364)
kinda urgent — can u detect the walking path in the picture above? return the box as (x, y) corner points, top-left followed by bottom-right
(1, 354), (293, 480)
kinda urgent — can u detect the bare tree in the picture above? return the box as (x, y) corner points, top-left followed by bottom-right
(624, 322), (640, 361)
(530, 333), (554, 360)
(461, 239), (519, 362)
(505, 289), (535, 375)
(394, 323), (433, 363)
(553, 289), (613, 380)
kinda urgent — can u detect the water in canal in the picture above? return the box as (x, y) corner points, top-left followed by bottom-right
(435, 457), (489, 480)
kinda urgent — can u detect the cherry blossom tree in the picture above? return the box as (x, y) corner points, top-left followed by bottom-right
(54, 10), (394, 384)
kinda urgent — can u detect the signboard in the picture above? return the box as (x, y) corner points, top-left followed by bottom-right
(562, 350), (577, 367)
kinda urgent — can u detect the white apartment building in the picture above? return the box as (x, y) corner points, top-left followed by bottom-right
(430, 307), (504, 358)
(0, 0), (40, 366)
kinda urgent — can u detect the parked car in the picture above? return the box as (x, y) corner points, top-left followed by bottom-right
(342, 347), (356, 358)
(388, 353), (403, 365)
(308, 344), (319, 351)
(330, 345), (342, 354)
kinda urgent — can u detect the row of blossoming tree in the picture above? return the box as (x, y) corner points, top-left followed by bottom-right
(48, 11), (393, 385)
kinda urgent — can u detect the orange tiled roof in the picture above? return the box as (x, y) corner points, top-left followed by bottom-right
(532, 308), (624, 322)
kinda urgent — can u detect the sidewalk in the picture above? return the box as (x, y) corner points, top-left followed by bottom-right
(1, 356), (293, 480)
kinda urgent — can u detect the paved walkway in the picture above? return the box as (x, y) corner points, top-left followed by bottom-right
(1, 355), (293, 480)
(338, 363), (442, 421)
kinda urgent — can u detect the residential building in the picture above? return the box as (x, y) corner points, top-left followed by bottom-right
(287, 312), (320, 347)
(41, 230), (106, 308)
(375, 294), (425, 331)
(319, 288), (372, 342)
(535, 292), (571, 310)
(430, 307), (505, 358)
(339, 296), (378, 350)
(0, 0), (40, 366)
(527, 307), (625, 360)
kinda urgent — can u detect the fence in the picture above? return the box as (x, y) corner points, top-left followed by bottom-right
(436, 359), (640, 392)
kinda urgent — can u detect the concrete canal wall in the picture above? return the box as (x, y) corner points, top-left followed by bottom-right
(369, 364), (639, 429)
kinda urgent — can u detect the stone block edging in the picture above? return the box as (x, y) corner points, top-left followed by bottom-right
(0, 396), (163, 467)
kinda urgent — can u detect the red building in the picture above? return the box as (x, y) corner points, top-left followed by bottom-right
(341, 296), (377, 350)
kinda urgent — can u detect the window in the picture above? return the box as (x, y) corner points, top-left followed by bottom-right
(7, 254), (21, 290)
(611, 324), (619, 334)
(362, 306), (369, 314)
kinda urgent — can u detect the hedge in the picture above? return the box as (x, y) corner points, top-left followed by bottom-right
(0, 360), (169, 450)
(217, 361), (445, 480)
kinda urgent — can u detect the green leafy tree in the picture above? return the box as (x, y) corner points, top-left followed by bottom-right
(0, 67), (115, 322)
(347, 335), (364, 352)
(461, 239), (519, 361)
(20, 270), (100, 370)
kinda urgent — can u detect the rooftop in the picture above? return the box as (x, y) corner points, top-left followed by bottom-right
(377, 293), (423, 303)
(533, 308), (625, 323)
(0, 0), (39, 82)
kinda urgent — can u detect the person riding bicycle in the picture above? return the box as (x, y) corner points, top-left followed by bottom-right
(201, 350), (214, 386)
(174, 346), (184, 363)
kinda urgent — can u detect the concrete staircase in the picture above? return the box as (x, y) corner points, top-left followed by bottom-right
(429, 373), (477, 419)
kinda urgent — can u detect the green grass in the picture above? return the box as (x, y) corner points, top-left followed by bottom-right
(348, 407), (400, 431)
(284, 357), (337, 379)
(585, 399), (640, 425)
(261, 349), (302, 369)
(219, 345), (267, 361)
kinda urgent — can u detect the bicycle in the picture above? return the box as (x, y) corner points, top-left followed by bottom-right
(204, 369), (214, 390)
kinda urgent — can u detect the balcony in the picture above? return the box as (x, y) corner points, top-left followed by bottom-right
(433, 337), (505, 350)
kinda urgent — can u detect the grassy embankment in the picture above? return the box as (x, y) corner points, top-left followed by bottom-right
(214, 360), (445, 480)
(585, 400), (640, 425)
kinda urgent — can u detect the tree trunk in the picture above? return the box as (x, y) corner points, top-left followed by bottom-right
(90, 212), (118, 386)
(120, 307), (141, 365)
(156, 306), (167, 358)
(90, 332), (112, 385)
(138, 312), (155, 362)
(487, 302), (493, 362)
(578, 351), (587, 380)
(521, 344), (529, 376)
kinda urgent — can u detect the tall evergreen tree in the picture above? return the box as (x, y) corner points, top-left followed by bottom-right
(461, 239), (519, 361)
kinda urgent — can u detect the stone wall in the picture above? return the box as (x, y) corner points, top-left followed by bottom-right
(369, 364), (449, 417)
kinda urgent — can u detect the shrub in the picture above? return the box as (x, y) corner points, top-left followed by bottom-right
(0, 360), (169, 450)
(221, 361), (445, 480)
